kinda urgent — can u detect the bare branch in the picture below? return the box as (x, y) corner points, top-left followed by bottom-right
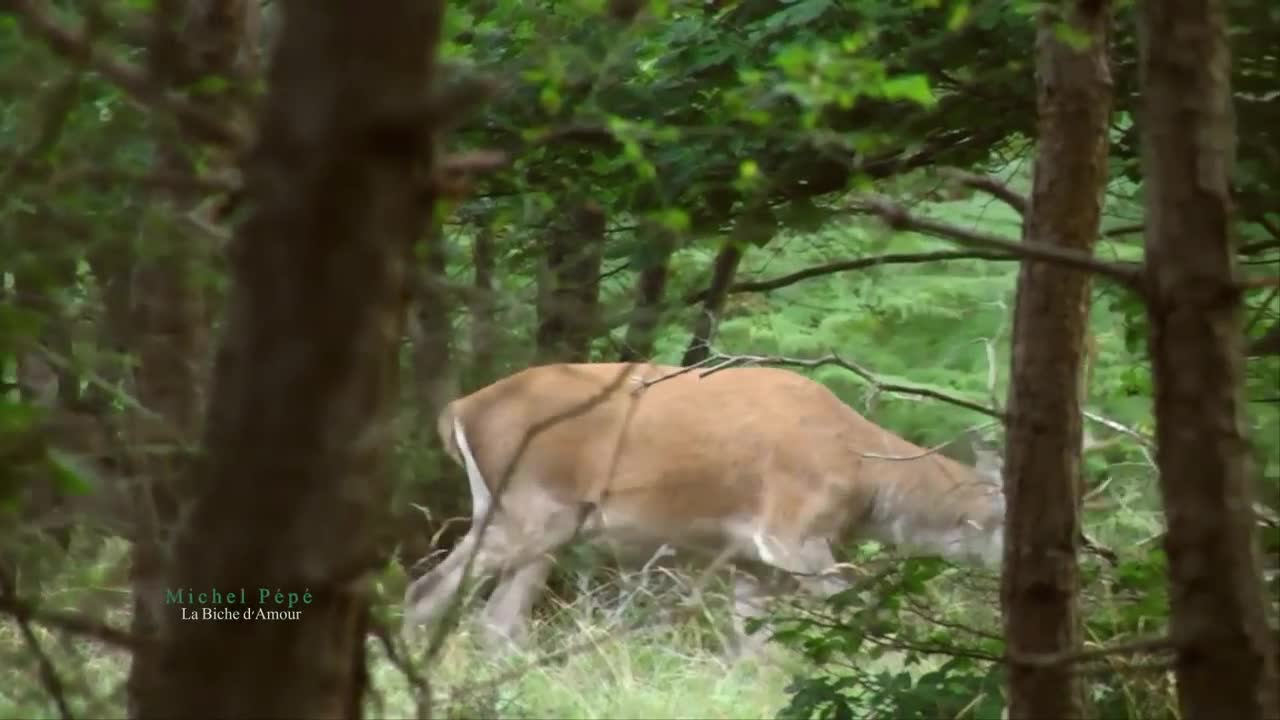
(850, 195), (1145, 290)
(7, 0), (243, 149)
(1238, 276), (1280, 290)
(1007, 634), (1175, 668)
(1240, 239), (1280, 256)
(1104, 223), (1145, 237)
(687, 250), (1019, 304)
(939, 168), (1028, 215)
(1081, 410), (1153, 448)
(637, 350), (1005, 420)
(0, 589), (138, 651)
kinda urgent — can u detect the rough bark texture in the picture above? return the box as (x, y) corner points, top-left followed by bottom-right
(535, 203), (607, 362)
(125, 0), (250, 711)
(1000, 2), (1112, 718)
(1138, 0), (1280, 717)
(131, 0), (444, 716)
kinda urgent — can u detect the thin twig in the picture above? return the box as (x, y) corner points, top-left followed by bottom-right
(639, 349), (1005, 420)
(860, 421), (999, 461)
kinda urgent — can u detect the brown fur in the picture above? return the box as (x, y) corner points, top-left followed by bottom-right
(405, 362), (1004, 647)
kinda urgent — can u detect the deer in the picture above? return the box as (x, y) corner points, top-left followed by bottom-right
(401, 362), (1005, 654)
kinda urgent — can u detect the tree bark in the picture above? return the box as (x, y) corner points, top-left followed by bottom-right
(618, 230), (676, 362)
(1138, 0), (1280, 717)
(535, 202), (607, 363)
(131, 0), (445, 717)
(682, 239), (742, 366)
(126, 0), (252, 711)
(1000, 1), (1112, 718)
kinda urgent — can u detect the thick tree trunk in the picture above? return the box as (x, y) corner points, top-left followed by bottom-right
(535, 203), (607, 363)
(1000, 1), (1112, 718)
(131, 0), (445, 717)
(126, 0), (250, 711)
(1137, 1), (1280, 718)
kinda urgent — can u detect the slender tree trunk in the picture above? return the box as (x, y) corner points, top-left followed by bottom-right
(132, 0), (446, 716)
(682, 207), (774, 366)
(535, 203), (606, 362)
(682, 239), (742, 366)
(618, 231), (676, 362)
(1138, 0), (1280, 717)
(467, 224), (498, 387)
(1000, 1), (1112, 718)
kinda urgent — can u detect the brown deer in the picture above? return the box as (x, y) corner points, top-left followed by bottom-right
(402, 362), (1005, 652)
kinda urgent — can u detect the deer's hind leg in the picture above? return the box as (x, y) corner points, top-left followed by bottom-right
(479, 554), (555, 648)
(402, 494), (589, 641)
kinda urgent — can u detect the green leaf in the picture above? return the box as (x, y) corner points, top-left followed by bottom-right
(538, 84), (562, 114)
(880, 74), (937, 107)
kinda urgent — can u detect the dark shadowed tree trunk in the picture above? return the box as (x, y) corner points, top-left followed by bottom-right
(682, 238), (742, 366)
(1137, 0), (1280, 717)
(467, 224), (498, 386)
(131, 0), (445, 716)
(535, 202), (606, 362)
(126, 0), (256, 712)
(618, 230), (676, 362)
(1000, 1), (1112, 718)
(682, 206), (774, 366)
